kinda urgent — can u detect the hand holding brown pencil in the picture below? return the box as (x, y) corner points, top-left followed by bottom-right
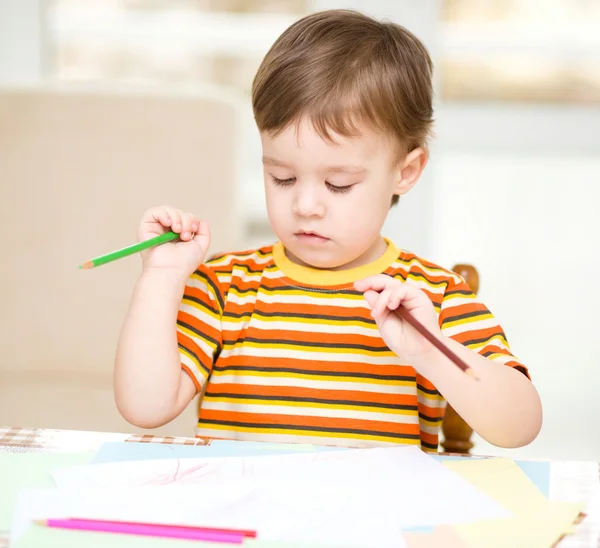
(395, 306), (478, 379)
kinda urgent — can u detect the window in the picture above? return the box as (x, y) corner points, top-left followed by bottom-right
(440, 0), (600, 104)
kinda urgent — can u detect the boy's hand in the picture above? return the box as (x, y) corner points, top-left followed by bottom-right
(138, 206), (210, 278)
(354, 275), (442, 366)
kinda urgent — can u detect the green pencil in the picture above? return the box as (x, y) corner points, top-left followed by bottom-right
(79, 231), (180, 269)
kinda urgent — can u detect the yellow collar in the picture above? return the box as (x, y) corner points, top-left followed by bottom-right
(272, 238), (400, 286)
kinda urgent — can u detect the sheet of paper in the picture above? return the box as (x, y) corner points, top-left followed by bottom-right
(435, 455), (550, 497)
(443, 458), (583, 548)
(11, 485), (398, 547)
(50, 446), (509, 531)
(91, 440), (341, 464)
(0, 451), (93, 530)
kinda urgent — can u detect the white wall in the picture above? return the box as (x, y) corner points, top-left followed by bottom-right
(429, 107), (600, 461)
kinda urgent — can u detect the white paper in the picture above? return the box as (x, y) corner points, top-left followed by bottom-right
(50, 446), (510, 529)
(12, 484), (404, 547)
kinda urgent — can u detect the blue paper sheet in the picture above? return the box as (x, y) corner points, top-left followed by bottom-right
(91, 440), (342, 464)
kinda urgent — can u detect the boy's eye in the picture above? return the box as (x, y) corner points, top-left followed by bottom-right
(271, 176), (296, 187)
(326, 182), (353, 194)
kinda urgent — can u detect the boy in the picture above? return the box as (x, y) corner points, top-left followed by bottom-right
(114, 9), (542, 451)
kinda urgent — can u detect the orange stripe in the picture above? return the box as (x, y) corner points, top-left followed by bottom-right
(206, 383), (419, 406)
(198, 410), (421, 436)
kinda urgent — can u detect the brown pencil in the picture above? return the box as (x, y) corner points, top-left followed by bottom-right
(395, 306), (479, 380)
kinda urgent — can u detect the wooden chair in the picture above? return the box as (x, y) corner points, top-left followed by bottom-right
(440, 263), (480, 454)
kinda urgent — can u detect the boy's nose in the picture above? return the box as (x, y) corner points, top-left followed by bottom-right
(293, 190), (325, 218)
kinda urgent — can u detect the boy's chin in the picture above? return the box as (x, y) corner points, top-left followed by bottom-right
(286, 246), (352, 271)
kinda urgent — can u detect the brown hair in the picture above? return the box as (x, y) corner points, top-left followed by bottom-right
(252, 9), (434, 206)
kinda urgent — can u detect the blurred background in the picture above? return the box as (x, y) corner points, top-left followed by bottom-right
(0, 0), (599, 460)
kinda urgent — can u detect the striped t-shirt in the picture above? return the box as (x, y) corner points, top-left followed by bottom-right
(176, 239), (528, 451)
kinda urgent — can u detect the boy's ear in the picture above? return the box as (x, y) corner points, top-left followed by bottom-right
(394, 147), (428, 196)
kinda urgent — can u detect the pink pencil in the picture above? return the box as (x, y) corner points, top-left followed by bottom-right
(35, 518), (246, 544)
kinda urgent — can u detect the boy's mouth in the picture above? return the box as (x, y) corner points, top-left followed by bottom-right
(295, 230), (330, 243)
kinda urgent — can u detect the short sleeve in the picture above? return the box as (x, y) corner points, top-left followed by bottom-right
(439, 276), (530, 379)
(176, 264), (224, 393)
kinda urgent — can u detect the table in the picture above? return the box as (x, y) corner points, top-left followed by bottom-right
(1, 426), (599, 547)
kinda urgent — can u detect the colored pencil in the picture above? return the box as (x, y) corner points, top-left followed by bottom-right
(35, 518), (247, 543)
(395, 306), (479, 379)
(79, 231), (180, 269)
(64, 518), (257, 538)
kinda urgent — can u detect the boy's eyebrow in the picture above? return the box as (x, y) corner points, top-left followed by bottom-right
(262, 156), (368, 174)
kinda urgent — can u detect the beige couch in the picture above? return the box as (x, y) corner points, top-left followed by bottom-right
(0, 85), (244, 437)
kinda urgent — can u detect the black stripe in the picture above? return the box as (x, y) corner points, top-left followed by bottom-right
(198, 418), (421, 441)
(191, 270), (225, 311)
(204, 392), (418, 411)
(177, 320), (222, 356)
(418, 411), (443, 423)
(443, 309), (491, 323)
(416, 383), (441, 396)
(421, 440), (438, 450)
(223, 309), (375, 324)
(207, 248), (273, 263)
(212, 364), (414, 382)
(178, 343), (211, 376)
(182, 294), (219, 315)
(213, 263), (272, 276)
(226, 284), (259, 296)
(444, 289), (473, 297)
(461, 333), (507, 348)
(258, 285), (362, 296)
(222, 336), (390, 353)
(406, 272), (447, 287)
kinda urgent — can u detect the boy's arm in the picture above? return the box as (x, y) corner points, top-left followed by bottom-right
(413, 339), (541, 448)
(114, 206), (211, 429)
(114, 269), (197, 429)
(355, 274), (542, 449)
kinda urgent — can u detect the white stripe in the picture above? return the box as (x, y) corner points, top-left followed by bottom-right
(178, 327), (218, 361)
(181, 352), (208, 385)
(441, 295), (478, 311)
(255, 292), (369, 309)
(486, 353), (519, 365)
(179, 302), (221, 331)
(209, 373), (416, 394)
(201, 400), (420, 424)
(221, 318), (378, 336)
(193, 428), (414, 448)
(417, 392), (445, 407)
(442, 317), (500, 337)
(220, 345), (398, 364)
(215, 274), (232, 284)
(390, 260), (460, 283)
(209, 251), (273, 266)
(418, 423), (441, 435)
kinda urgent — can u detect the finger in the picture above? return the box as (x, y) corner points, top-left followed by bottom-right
(162, 206), (183, 233)
(388, 287), (405, 311)
(363, 289), (379, 310)
(143, 206), (172, 230)
(180, 212), (197, 241)
(375, 288), (395, 317)
(354, 274), (394, 293)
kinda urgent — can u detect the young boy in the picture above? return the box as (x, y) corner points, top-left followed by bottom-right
(114, 9), (542, 451)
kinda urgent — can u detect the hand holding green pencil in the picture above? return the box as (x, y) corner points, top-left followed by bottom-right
(79, 207), (210, 277)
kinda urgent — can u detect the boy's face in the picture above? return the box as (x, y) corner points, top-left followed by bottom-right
(260, 118), (420, 270)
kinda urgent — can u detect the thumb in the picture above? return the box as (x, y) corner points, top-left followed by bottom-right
(192, 220), (211, 255)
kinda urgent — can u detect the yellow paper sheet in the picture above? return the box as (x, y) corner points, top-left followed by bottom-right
(443, 458), (583, 548)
